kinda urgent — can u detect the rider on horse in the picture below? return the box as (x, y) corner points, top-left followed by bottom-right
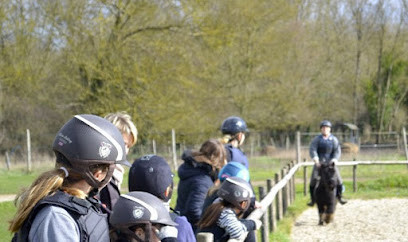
(307, 120), (347, 206)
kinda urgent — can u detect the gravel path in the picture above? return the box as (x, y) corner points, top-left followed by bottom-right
(291, 198), (408, 242)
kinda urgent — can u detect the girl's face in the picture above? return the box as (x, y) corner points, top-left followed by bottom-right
(133, 224), (161, 242)
(239, 133), (246, 146)
(122, 133), (134, 154)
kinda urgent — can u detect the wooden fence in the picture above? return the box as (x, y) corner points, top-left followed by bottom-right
(246, 159), (408, 242)
(197, 159), (408, 242)
(197, 129), (408, 241)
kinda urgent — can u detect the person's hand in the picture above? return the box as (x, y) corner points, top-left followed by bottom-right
(250, 219), (262, 230)
(254, 201), (262, 209)
(315, 162), (321, 168)
(157, 226), (178, 240)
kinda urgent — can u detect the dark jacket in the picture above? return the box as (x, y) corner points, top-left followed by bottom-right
(13, 190), (109, 242)
(225, 144), (249, 168)
(97, 180), (120, 215)
(198, 219), (256, 242)
(175, 150), (217, 233)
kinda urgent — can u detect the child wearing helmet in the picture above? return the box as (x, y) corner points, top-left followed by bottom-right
(128, 154), (196, 242)
(221, 116), (249, 168)
(98, 111), (138, 214)
(201, 161), (251, 214)
(9, 114), (129, 242)
(175, 139), (226, 233)
(197, 177), (262, 242)
(110, 191), (178, 242)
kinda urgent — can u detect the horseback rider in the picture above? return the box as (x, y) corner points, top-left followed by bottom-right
(307, 120), (347, 206)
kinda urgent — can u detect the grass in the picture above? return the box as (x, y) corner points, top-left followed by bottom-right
(0, 202), (16, 241)
(1, 154), (408, 241)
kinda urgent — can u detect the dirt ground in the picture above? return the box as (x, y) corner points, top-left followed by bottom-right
(291, 198), (408, 242)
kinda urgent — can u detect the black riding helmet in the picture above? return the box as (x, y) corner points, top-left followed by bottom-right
(110, 191), (177, 241)
(320, 120), (332, 128)
(52, 114), (130, 189)
(221, 116), (248, 135)
(217, 176), (253, 211)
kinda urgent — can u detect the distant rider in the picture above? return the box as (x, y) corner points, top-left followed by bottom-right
(308, 120), (347, 206)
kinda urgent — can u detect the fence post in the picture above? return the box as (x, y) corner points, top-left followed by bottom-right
(5, 151), (11, 170)
(152, 139), (157, 154)
(26, 129), (32, 173)
(296, 131), (301, 163)
(196, 233), (213, 242)
(275, 173), (282, 220)
(171, 129), (177, 170)
(267, 179), (275, 232)
(303, 160), (307, 196)
(291, 161), (296, 202)
(259, 186), (269, 242)
(281, 168), (288, 215)
(353, 165), (357, 192)
(402, 127), (408, 166)
(287, 163), (293, 205)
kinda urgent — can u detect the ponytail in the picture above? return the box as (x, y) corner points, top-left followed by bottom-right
(9, 166), (87, 232)
(9, 169), (66, 232)
(198, 201), (226, 229)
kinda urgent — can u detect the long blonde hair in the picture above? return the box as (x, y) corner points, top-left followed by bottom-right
(8, 162), (107, 232)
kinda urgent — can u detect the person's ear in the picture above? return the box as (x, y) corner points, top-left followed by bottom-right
(164, 186), (171, 197)
(240, 200), (248, 210)
(93, 169), (106, 182)
(135, 227), (145, 238)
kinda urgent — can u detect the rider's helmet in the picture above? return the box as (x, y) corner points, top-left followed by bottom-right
(320, 120), (332, 128)
(218, 162), (250, 182)
(221, 116), (248, 135)
(110, 191), (177, 241)
(128, 155), (174, 202)
(52, 114), (130, 189)
(217, 177), (253, 211)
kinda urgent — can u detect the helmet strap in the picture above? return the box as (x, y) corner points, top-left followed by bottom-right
(88, 187), (99, 197)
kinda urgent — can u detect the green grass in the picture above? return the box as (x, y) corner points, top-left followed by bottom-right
(0, 169), (48, 194)
(2, 155), (408, 241)
(0, 202), (16, 241)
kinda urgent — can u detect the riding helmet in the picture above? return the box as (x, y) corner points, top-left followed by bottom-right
(221, 116), (248, 135)
(217, 177), (253, 211)
(52, 114), (130, 189)
(320, 120), (332, 128)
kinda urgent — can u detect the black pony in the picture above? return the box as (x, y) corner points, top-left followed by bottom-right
(314, 161), (338, 225)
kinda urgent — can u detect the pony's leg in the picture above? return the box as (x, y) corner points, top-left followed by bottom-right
(325, 213), (334, 224)
(318, 213), (324, 225)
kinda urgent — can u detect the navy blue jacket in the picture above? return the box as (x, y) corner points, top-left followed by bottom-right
(175, 151), (217, 233)
(225, 144), (249, 168)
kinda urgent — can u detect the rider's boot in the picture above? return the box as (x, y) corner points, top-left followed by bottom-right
(307, 185), (315, 207)
(336, 184), (347, 205)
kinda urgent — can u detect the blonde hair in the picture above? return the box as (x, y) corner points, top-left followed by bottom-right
(105, 111), (138, 147)
(9, 163), (108, 232)
(221, 134), (233, 144)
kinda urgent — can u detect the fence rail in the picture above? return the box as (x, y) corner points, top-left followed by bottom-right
(245, 159), (408, 242)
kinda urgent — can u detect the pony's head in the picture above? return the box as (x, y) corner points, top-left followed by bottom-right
(319, 161), (337, 191)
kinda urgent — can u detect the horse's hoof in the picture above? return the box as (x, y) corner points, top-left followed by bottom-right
(318, 221), (324, 226)
(339, 199), (347, 205)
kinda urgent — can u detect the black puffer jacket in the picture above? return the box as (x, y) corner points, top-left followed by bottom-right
(175, 150), (217, 233)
